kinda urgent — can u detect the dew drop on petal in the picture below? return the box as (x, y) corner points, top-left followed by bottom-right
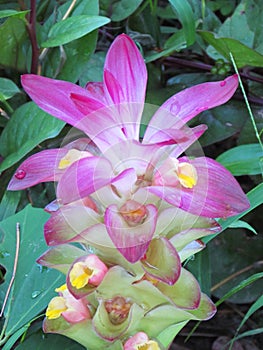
(14, 169), (26, 180)
(220, 81), (226, 87)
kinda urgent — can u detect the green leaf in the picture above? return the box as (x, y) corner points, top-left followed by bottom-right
(0, 9), (29, 19)
(236, 294), (263, 334)
(0, 190), (21, 221)
(229, 220), (257, 235)
(216, 144), (263, 176)
(2, 324), (30, 350)
(0, 102), (65, 173)
(0, 78), (20, 101)
(41, 15), (110, 48)
(168, 0), (196, 46)
(15, 331), (85, 350)
(145, 30), (186, 63)
(186, 247), (211, 296)
(111, 0), (144, 21)
(199, 30), (263, 68)
(215, 272), (263, 307)
(203, 183), (263, 244)
(57, 31), (98, 83)
(0, 17), (27, 71)
(231, 328), (263, 342)
(0, 205), (64, 336)
(197, 101), (248, 146)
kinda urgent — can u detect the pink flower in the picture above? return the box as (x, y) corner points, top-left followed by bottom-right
(124, 332), (160, 350)
(8, 34), (249, 262)
(45, 284), (90, 323)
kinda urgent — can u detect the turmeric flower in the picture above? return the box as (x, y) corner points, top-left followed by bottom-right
(8, 35), (249, 263)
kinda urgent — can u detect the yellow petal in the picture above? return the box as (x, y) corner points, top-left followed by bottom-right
(55, 284), (67, 292)
(177, 162), (198, 188)
(46, 296), (67, 319)
(69, 262), (93, 289)
(138, 341), (160, 350)
(58, 149), (90, 170)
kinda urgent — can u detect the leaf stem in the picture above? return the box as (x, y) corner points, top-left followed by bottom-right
(229, 52), (263, 176)
(38, 0), (77, 68)
(26, 0), (39, 74)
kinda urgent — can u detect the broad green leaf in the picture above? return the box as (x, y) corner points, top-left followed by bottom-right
(168, 0), (196, 46)
(0, 17), (27, 71)
(15, 331), (85, 350)
(215, 3), (254, 48)
(0, 78), (20, 101)
(0, 205), (64, 336)
(197, 101), (248, 146)
(71, 0), (99, 16)
(0, 102), (65, 172)
(238, 106), (263, 144)
(246, 0), (263, 54)
(111, 0), (144, 21)
(0, 190), (21, 221)
(2, 324), (30, 350)
(216, 144), (263, 176)
(78, 51), (106, 86)
(144, 30), (186, 63)
(0, 9), (29, 19)
(164, 29), (187, 50)
(41, 15), (110, 48)
(211, 229), (263, 303)
(199, 30), (263, 68)
(186, 246), (211, 296)
(57, 31), (98, 83)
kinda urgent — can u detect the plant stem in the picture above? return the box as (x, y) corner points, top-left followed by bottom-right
(26, 0), (39, 74)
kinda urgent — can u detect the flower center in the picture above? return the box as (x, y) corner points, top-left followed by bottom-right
(69, 262), (94, 289)
(120, 200), (147, 226)
(46, 296), (67, 319)
(104, 296), (132, 324)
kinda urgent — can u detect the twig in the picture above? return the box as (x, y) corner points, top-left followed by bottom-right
(211, 261), (263, 292)
(26, 0), (39, 74)
(0, 223), (20, 318)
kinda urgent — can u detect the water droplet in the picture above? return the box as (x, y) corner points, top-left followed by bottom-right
(15, 169), (26, 180)
(37, 264), (48, 273)
(0, 251), (10, 258)
(31, 290), (41, 298)
(220, 81), (226, 87)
